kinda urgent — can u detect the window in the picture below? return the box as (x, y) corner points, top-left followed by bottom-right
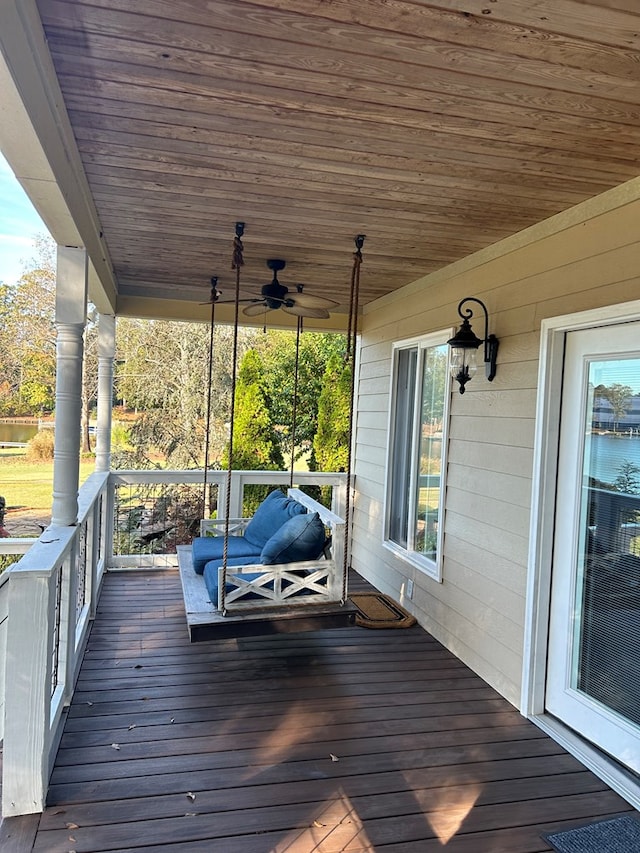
(385, 332), (451, 579)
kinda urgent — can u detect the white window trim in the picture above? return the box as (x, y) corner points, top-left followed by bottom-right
(383, 329), (453, 582)
(523, 298), (640, 810)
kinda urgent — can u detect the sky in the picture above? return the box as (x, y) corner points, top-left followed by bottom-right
(0, 152), (49, 285)
(590, 360), (640, 395)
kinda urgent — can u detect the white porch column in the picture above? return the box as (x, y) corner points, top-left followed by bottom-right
(2, 568), (58, 816)
(94, 313), (115, 473)
(51, 246), (88, 526)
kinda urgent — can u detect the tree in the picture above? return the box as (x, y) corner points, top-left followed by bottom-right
(313, 352), (352, 473)
(222, 349), (284, 471)
(422, 345), (448, 429)
(221, 349), (284, 514)
(613, 460), (640, 495)
(114, 318), (260, 468)
(257, 330), (347, 466)
(595, 383), (633, 432)
(116, 318), (214, 468)
(0, 236), (56, 415)
(0, 236), (97, 432)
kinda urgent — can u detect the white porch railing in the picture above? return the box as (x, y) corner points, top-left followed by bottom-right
(1, 471), (109, 817)
(107, 469), (347, 569)
(0, 538), (36, 746)
(0, 469), (348, 816)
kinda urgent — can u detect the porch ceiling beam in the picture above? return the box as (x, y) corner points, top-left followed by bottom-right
(0, 0), (117, 314)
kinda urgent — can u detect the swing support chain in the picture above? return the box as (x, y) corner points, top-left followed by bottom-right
(342, 234), (365, 604)
(221, 221), (245, 615)
(202, 277), (218, 520)
(207, 223), (363, 617)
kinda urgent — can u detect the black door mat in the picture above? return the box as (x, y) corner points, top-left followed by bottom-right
(349, 592), (416, 629)
(543, 814), (640, 852)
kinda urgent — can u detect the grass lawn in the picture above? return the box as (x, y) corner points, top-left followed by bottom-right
(0, 448), (95, 511)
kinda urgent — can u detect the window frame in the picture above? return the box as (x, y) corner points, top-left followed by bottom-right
(383, 330), (453, 581)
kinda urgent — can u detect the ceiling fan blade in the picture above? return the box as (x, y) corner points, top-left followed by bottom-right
(282, 304), (330, 320)
(243, 301), (276, 317)
(290, 293), (339, 309)
(199, 297), (257, 306)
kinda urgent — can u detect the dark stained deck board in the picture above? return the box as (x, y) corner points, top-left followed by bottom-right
(25, 569), (636, 851)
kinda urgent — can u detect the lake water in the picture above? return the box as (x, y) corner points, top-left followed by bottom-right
(587, 433), (640, 485)
(0, 422), (637, 488)
(0, 422), (40, 445)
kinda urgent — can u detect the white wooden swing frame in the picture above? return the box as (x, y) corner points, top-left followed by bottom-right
(178, 226), (363, 641)
(177, 488), (355, 640)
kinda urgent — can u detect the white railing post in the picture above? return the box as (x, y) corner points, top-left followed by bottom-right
(105, 471), (116, 573)
(95, 313), (115, 473)
(215, 473), (228, 522)
(86, 497), (98, 618)
(2, 568), (56, 816)
(60, 542), (77, 705)
(87, 488), (103, 617)
(0, 543), (40, 746)
(331, 477), (347, 519)
(228, 471), (243, 519)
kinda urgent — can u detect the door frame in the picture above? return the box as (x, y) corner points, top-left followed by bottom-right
(523, 298), (640, 809)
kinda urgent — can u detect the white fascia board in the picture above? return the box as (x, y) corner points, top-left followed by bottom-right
(0, 0), (117, 314)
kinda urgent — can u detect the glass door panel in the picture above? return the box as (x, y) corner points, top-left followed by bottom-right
(546, 324), (640, 773)
(576, 360), (640, 727)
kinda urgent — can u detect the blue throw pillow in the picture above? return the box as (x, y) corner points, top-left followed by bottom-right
(260, 512), (326, 565)
(243, 489), (307, 548)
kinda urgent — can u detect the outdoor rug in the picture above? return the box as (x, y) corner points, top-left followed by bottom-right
(543, 814), (640, 852)
(350, 592), (416, 629)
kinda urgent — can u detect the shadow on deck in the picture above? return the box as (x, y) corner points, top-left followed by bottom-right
(3, 569), (636, 851)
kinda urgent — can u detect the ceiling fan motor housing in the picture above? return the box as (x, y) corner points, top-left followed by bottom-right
(263, 259), (290, 308)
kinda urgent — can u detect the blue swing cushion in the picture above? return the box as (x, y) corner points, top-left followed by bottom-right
(191, 534), (261, 575)
(202, 512), (327, 606)
(191, 489), (308, 574)
(242, 489), (307, 548)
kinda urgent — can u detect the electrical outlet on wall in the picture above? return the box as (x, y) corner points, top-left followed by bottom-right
(406, 578), (414, 599)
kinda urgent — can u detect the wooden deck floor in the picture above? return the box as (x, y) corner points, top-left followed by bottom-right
(14, 570), (639, 851)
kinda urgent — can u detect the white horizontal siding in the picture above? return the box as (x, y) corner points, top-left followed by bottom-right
(352, 176), (640, 706)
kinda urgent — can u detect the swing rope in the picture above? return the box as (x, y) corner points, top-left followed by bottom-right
(221, 221), (245, 615)
(342, 235), (365, 604)
(214, 225), (361, 615)
(202, 277), (217, 518)
(289, 311), (302, 488)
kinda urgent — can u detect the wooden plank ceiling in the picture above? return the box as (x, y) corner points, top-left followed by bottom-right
(35, 0), (640, 318)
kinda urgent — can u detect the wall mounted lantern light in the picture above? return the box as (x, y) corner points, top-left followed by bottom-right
(447, 297), (499, 394)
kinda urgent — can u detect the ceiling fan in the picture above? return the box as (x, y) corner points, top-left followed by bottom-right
(205, 259), (339, 319)
(243, 259), (338, 319)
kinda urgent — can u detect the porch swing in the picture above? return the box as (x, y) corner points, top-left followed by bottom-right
(177, 224), (363, 641)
